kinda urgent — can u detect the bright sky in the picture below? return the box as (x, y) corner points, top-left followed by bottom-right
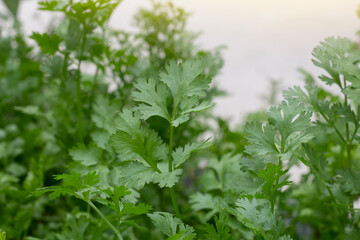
(12, 0), (360, 124)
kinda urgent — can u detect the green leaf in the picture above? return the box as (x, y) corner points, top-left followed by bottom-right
(148, 212), (196, 239)
(33, 185), (74, 200)
(69, 143), (101, 166)
(38, 0), (69, 11)
(244, 121), (278, 158)
(111, 109), (167, 171)
(172, 100), (215, 127)
(182, 100), (215, 114)
(172, 138), (211, 168)
(40, 55), (63, 79)
(120, 202), (152, 217)
(312, 37), (358, 87)
(82, 171), (100, 186)
(30, 32), (62, 55)
(189, 193), (229, 222)
(202, 153), (261, 194)
(267, 100), (312, 144)
(54, 172), (82, 188)
(14, 106), (42, 117)
(98, 185), (131, 213)
(132, 78), (170, 121)
(152, 169), (182, 188)
(92, 95), (118, 134)
(204, 215), (232, 240)
(159, 59), (213, 126)
(343, 85), (360, 106)
(257, 163), (291, 201)
(116, 163), (156, 189)
(235, 198), (274, 236)
(283, 82), (318, 112)
(116, 162), (181, 189)
(160, 59), (208, 104)
(246, 100), (313, 161)
(337, 170), (360, 195)
(55, 213), (90, 240)
(190, 192), (216, 212)
(33, 172), (100, 200)
(90, 131), (110, 150)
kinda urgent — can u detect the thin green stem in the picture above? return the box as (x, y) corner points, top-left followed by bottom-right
(168, 106), (181, 219)
(76, 27), (87, 143)
(344, 99), (352, 170)
(168, 125), (174, 172)
(343, 80), (355, 220)
(169, 187), (181, 218)
(280, 140), (285, 154)
(350, 124), (359, 143)
(317, 104), (347, 144)
(87, 200), (123, 240)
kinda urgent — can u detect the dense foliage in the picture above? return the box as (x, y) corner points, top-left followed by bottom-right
(1, 0), (360, 239)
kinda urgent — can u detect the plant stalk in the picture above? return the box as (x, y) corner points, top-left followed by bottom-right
(168, 123), (181, 218)
(168, 102), (181, 218)
(344, 93), (352, 170)
(75, 23), (90, 142)
(87, 200), (123, 240)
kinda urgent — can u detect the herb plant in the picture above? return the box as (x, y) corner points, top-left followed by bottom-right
(1, 0), (360, 239)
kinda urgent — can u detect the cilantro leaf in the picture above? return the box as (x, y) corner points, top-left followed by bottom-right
(147, 212), (196, 239)
(258, 163), (291, 202)
(115, 163), (182, 189)
(38, 0), (68, 11)
(92, 95), (118, 134)
(267, 100), (313, 158)
(115, 163), (156, 189)
(132, 78), (171, 121)
(69, 143), (101, 166)
(235, 198), (274, 237)
(159, 59), (214, 126)
(90, 130), (110, 150)
(312, 37), (358, 87)
(152, 169), (182, 188)
(245, 100), (313, 161)
(30, 32), (62, 55)
(244, 122), (278, 158)
(119, 202), (153, 217)
(203, 215), (232, 240)
(111, 109), (167, 171)
(189, 192), (219, 222)
(33, 171), (100, 200)
(172, 138), (212, 168)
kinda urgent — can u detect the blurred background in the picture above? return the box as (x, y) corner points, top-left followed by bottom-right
(3, 0), (360, 122)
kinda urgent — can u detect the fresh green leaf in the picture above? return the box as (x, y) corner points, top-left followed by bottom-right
(148, 212), (196, 239)
(111, 109), (167, 171)
(30, 32), (62, 55)
(69, 143), (101, 166)
(172, 138), (212, 168)
(203, 215), (232, 240)
(132, 78), (170, 121)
